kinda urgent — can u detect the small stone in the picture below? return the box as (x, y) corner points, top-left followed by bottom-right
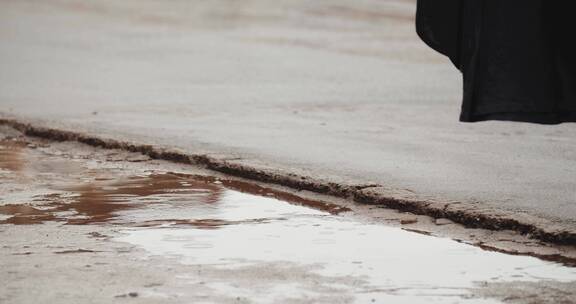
(435, 218), (454, 226)
(115, 292), (139, 298)
(400, 218), (418, 225)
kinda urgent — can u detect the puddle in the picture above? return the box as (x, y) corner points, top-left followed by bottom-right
(0, 139), (346, 226)
(2, 138), (576, 303)
(0, 170), (346, 226)
(117, 198), (576, 303)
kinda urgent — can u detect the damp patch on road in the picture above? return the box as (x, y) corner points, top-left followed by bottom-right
(2, 134), (576, 303)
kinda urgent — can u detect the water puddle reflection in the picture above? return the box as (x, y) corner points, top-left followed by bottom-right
(0, 138), (345, 226)
(2, 138), (576, 303)
(118, 198), (576, 303)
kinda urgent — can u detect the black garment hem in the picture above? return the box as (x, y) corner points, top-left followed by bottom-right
(460, 111), (576, 125)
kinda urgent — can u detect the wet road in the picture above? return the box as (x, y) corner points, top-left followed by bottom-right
(2, 130), (576, 303)
(0, 0), (575, 237)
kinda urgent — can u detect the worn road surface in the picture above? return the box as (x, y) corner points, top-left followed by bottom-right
(1, 0), (575, 235)
(2, 127), (576, 303)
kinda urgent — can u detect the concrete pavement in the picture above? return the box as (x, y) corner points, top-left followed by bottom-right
(1, 0), (575, 242)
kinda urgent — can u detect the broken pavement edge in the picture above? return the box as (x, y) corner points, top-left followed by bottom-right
(1, 117), (575, 246)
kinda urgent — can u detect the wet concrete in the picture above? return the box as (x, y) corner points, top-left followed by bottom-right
(2, 130), (576, 303)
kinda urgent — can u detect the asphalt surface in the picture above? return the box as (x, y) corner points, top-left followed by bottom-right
(1, 0), (575, 230)
(3, 130), (576, 304)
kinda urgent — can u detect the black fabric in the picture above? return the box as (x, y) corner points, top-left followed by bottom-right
(416, 0), (576, 124)
(415, 0), (462, 67)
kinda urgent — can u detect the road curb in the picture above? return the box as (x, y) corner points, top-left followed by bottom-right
(2, 117), (575, 245)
